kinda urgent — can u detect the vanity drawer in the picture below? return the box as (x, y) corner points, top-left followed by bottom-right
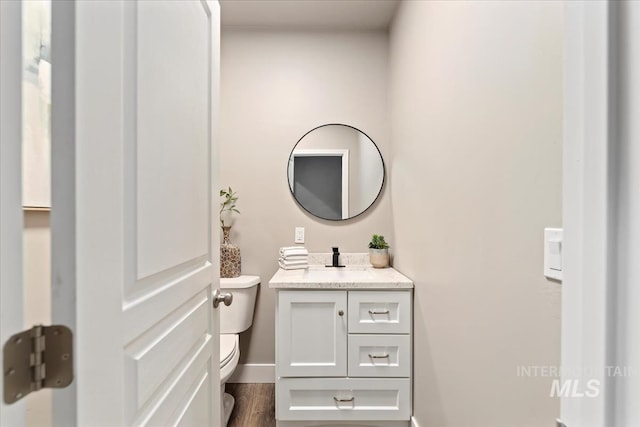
(348, 291), (411, 334)
(348, 334), (410, 378)
(276, 377), (410, 421)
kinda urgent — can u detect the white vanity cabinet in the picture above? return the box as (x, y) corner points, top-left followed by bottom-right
(273, 284), (413, 427)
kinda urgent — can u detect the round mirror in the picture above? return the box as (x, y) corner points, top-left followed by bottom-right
(287, 124), (385, 221)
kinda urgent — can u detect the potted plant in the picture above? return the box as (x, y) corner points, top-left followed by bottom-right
(368, 234), (390, 268)
(220, 187), (240, 228)
(220, 187), (241, 278)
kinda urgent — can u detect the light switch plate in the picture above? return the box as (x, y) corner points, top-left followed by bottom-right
(295, 227), (305, 244)
(544, 228), (563, 281)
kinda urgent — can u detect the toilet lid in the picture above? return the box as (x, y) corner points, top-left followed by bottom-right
(220, 334), (238, 368)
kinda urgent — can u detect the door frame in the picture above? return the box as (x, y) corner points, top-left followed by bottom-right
(562, 1), (639, 425)
(50, 1), (77, 421)
(0, 0), (26, 424)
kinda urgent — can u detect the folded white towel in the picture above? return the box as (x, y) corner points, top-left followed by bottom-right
(279, 254), (308, 261)
(278, 258), (308, 266)
(281, 252), (308, 258)
(280, 246), (302, 252)
(279, 246), (308, 257)
(279, 262), (308, 270)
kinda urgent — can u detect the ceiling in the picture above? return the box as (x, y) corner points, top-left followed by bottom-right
(220, 0), (400, 30)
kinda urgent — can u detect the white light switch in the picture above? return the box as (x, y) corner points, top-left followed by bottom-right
(295, 227), (305, 244)
(544, 228), (563, 281)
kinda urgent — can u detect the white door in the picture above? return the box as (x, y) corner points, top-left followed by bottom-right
(277, 291), (347, 377)
(0, 1), (26, 425)
(48, 1), (222, 426)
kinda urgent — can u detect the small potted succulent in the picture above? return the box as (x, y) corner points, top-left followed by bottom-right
(368, 234), (390, 268)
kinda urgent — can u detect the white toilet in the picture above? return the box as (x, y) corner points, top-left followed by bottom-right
(218, 275), (260, 426)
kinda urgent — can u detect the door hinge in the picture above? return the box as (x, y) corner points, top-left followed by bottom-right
(3, 325), (73, 404)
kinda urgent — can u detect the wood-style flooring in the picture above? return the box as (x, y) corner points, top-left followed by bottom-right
(226, 383), (276, 427)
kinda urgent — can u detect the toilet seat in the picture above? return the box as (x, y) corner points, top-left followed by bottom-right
(220, 334), (240, 386)
(220, 334), (238, 368)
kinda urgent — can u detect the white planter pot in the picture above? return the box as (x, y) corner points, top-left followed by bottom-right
(369, 248), (389, 268)
(220, 210), (235, 228)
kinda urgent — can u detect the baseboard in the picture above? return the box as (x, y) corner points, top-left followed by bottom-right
(411, 416), (420, 427)
(228, 363), (275, 383)
(276, 422), (409, 427)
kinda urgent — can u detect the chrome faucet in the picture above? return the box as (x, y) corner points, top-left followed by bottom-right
(327, 246), (345, 268)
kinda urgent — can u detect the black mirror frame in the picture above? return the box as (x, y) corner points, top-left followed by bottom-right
(287, 123), (386, 222)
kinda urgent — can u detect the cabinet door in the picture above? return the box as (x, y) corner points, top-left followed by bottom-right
(277, 290), (347, 377)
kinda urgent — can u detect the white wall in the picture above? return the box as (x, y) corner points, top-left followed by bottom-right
(389, 1), (563, 426)
(220, 29), (392, 364)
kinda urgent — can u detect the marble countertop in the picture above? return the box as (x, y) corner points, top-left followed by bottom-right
(269, 254), (414, 289)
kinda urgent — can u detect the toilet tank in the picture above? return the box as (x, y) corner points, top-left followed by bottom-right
(219, 275), (260, 334)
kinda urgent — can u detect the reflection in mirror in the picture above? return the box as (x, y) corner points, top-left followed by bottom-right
(288, 124), (385, 221)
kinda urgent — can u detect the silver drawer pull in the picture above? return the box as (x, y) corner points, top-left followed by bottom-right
(333, 396), (355, 403)
(368, 309), (390, 315)
(368, 353), (390, 359)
